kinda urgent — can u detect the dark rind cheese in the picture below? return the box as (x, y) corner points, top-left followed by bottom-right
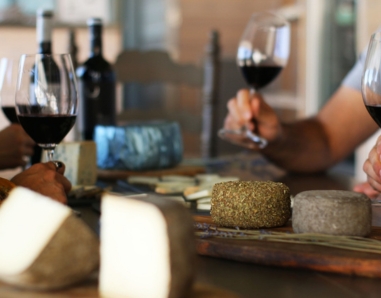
(211, 181), (291, 228)
(292, 190), (372, 236)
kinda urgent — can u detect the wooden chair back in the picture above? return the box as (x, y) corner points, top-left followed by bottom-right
(114, 30), (221, 158)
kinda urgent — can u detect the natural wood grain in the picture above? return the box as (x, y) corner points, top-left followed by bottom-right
(194, 215), (381, 278)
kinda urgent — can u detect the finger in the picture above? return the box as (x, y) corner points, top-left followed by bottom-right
(223, 114), (243, 131)
(236, 89), (252, 121)
(363, 159), (380, 183)
(52, 161), (66, 175)
(367, 147), (381, 182)
(353, 181), (380, 199)
(367, 176), (381, 193)
(227, 99), (246, 127)
(54, 174), (72, 194)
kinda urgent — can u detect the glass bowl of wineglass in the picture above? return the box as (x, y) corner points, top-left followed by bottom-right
(15, 53), (78, 162)
(0, 57), (19, 124)
(218, 11), (290, 148)
(362, 31), (381, 127)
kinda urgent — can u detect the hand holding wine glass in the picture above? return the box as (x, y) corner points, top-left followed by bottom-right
(0, 57), (36, 169)
(361, 31), (381, 193)
(219, 11), (290, 148)
(15, 53), (77, 162)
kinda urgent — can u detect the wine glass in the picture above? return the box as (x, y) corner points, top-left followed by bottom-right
(218, 11), (290, 148)
(362, 31), (381, 127)
(15, 53), (78, 162)
(0, 57), (19, 123)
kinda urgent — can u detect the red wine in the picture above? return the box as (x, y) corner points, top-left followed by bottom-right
(77, 18), (116, 140)
(239, 65), (283, 89)
(2, 106), (18, 123)
(17, 115), (76, 147)
(366, 105), (381, 127)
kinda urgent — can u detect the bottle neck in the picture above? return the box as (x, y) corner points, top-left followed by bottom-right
(90, 25), (103, 57)
(37, 14), (53, 54)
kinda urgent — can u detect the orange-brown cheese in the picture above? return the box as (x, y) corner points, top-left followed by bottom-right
(292, 190), (372, 236)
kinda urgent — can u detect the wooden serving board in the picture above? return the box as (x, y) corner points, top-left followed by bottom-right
(194, 215), (381, 278)
(97, 164), (205, 180)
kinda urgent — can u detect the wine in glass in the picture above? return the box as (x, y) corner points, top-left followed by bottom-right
(15, 53), (78, 162)
(362, 31), (381, 127)
(218, 11), (290, 148)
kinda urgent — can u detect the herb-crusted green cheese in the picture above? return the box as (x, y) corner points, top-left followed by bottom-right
(211, 181), (291, 228)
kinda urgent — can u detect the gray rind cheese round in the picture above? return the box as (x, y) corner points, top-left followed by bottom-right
(292, 190), (372, 236)
(211, 181), (291, 228)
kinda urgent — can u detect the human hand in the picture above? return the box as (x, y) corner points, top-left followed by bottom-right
(0, 124), (35, 169)
(353, 181), (380, 199)
(363, 135), (381, 195)
(222, 89), (282, 149)
(10, 162), (71, 204)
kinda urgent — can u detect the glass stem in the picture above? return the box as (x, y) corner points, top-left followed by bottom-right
(46, 149), (55, 162)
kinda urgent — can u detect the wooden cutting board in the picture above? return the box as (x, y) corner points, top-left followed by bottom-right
(97, 164), (205, 180)
(194, 215), (381, 278)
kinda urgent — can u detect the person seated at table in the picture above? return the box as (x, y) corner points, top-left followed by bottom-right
(0, 124), (35, 170)
(9, 161), (71, 204)
(222, 50), (380, 198)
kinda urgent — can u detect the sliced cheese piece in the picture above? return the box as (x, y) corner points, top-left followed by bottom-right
(155, 181), (195, 194)
(292, 190), (372, 236)
(0, 187), (99, 290)
(161, 175), (196, 183)
(195, 174), (221, 183)
(198, 176), (240, 189)
(185, 189), (211, 201)
(127, 176), (160, 185)
(43, 141), (97, 186)
(100, 193), (196, 298)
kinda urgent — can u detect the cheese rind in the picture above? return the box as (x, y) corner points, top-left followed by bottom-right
(100, 193), (195, 298)
(0, 187), (99, 290)
(292, 190), (372, 236)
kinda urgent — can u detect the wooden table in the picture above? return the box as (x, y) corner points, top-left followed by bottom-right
(2, 154), (380, 298)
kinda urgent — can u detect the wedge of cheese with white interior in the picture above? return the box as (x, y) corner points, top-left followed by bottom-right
(100, 193), (196, 298)
(43, 141), (97, 186)
(0, 187), (99, 290)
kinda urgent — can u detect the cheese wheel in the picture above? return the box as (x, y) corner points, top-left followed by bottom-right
(292, 190), (372, 236)
(211, 181), (291, 228)
(0, 187), (99, 290)
(100, 193), (196, 298)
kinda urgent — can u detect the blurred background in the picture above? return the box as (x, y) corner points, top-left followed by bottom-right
(0, 0), (378, 180)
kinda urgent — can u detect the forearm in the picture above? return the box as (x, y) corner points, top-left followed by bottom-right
(261, 118), (334, 173)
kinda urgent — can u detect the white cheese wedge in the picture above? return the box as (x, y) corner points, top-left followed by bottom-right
(43, 141), (97, 186)
(100, 193), (195, 298)
(0, 187), (99, 290)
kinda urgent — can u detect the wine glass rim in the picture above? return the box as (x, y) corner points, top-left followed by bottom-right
(249, 11), (289, 27)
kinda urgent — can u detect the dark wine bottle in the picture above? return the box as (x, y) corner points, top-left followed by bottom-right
(76, 18), (116, 140)
(68, 28), (79, 70)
